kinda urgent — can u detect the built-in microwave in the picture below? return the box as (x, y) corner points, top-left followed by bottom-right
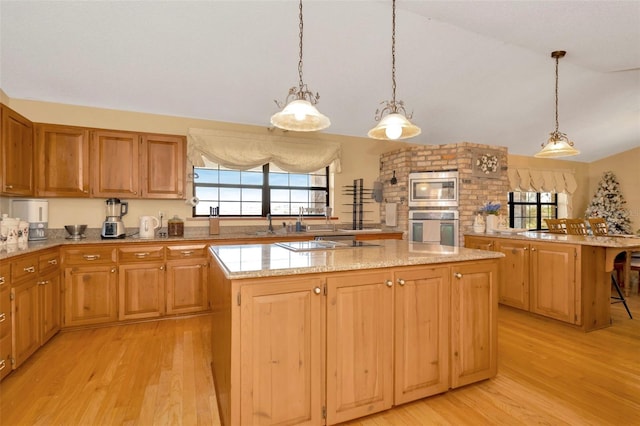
(408, 170), (459, 208)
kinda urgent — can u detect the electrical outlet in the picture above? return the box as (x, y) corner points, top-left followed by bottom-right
(158, 211), (165, 219)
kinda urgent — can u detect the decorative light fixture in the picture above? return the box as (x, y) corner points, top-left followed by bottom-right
(271, 0), (330, 132)
(368, 0), (421, 141)
(535, 50), (580, 158)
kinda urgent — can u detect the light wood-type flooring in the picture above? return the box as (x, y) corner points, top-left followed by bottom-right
(1, 293), (639, 425)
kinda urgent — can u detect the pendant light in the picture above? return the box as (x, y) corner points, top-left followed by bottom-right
(535, 50), (580, 158)
(271, 0), (330, 132)
(368, 0), (421, 140)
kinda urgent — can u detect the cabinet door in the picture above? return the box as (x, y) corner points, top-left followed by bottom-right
(12, 279), (40, 369)
(140, 134), (185, 199)
(64, 265), (118, 327)
(1, 105), (34, 196)
(118, 262), (165, 320)
(90, 130), (139, 197)
(166, 258), (208, 315)
(464, 236), (495, 251)
(0, 279), (12, 380)
(530, 243), (577, 324)
(39, 269), (61, 344)
(326, 271), (394, 425)
(394, 266), (450, 404)
(495, 240), (530, 309)
(35, 124), (91, 197)
(450, 261), (498, 388)
(239, 277), (324, 426)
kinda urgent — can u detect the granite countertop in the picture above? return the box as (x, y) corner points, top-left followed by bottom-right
(465, 230), (640, 249)
(209, 240), (504, 279)
(0, 228), (402, 260)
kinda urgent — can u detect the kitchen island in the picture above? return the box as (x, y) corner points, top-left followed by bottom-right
(465, 231), (640, 331)
(209, 240), (502, 426)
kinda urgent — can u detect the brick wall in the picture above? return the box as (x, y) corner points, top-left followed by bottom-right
(380, 142), (509, 245)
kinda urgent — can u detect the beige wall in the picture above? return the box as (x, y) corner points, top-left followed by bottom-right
(587, 147), (640, 233)
(4, 98), (408, 229)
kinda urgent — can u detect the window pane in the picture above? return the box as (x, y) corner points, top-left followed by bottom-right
(194, 169), (218, 183)
(242, 188), (262, 202)
(269, 173), (289, 186)
(220, 187), (240, 200)
(291, 189), (309, 203)
(219, 170), (240, 184)
(241, 171), (263, 185)
(194, 186), (218, 201)
(290, 174), (310, 187)
(271, 189), (290, 202)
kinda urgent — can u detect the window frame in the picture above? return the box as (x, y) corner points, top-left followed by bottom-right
(508, 191), (558, 230)
(192, 163), (330, 218)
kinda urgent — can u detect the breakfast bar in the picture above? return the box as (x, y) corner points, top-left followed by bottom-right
(209, 240), (503, 426)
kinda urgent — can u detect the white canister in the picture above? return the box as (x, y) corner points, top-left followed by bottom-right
(18, 220), (29, 243)
(1, 217), (19, 245)
(139, 216), (160, 239)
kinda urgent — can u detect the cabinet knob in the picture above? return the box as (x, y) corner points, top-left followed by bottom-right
(135, 252), (150, 258)
(0, 313), (5, 323)
(181, 251), (194, 256)
(6, 185), (13, 189)
(454, 272), (463, 279)
(397, 278), (405, 286)
(385, 280), (393, 287)
(24, 266), (36, 273)
(110, 268), (116, 273)
(524, 247), (528, 251)
(531, 247), (536, 252)
(313, 287), (321, 295)
(160, 266), (165, 271)
(83, 254), (101, 261)
(48, 259), (58, 264)
(0, 277), (5, 285)
(0, 359), (5, 371)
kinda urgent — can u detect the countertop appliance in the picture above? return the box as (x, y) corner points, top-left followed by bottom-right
(11, 199), (48, 241)
(101, 198), (128, 239)
(408, 170), (459, 208)
(409, 210), (459, 246)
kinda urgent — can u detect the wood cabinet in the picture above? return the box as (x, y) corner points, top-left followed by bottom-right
(393, 266), (450, 404)
(166, 244), (209, 315)
(326, 270), (394, 424)
(62, 246), (118, 327)
(450, 261), (498, 388)
(238, 276), (324, 426)
(118, 245), (165, 320)
(34, 123), (91, 197)
(38, 249), (61, 345)
(464, 235), (495, 251)
(10, 255), (40, 369)
(495, 239), (530, 309)
(1, 104), (34, 196)
(530, 242), (578, 324)
(91, 129), (186, 199)
(0, 263), (11, 380)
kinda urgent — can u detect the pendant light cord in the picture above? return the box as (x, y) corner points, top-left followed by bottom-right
(554, 54), (559, 133)
(391, 0), (397, 108)
(298, 0), (304, 92)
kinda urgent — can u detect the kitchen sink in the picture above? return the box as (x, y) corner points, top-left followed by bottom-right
(275, 240), (379, 252)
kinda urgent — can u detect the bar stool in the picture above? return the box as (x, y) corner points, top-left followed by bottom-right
(544, 218), (566, 234)
(565, 219), (589, 236)
(585, 218), (632, 318)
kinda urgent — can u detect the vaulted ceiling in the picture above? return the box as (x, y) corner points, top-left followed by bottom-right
(1, 1), (639, 162)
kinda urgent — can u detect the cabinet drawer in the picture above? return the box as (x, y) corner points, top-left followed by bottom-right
(38, 250), (60, 275)
(0, 263), (9, 288)
(166, 244), (207, 259)
(63, 247), (117, 265)
(118, 245), (164, 263)
(10, 256), (38, 283)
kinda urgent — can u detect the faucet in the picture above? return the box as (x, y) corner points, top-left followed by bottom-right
(266, 213), (274, 233)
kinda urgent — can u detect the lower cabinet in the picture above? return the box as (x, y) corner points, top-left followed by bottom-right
(12, 278), (40, 369)
(64, 265), (118, 327)
(166, 257), (208, 314)
(118, 262), (165, 320)
(495, 239), (530, 310)
(212, 259), (499, 425)
(39, 268), (61, 344)
(0, 264), (11, 380)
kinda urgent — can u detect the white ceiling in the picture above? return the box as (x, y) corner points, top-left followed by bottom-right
(1, 1), (639, 163)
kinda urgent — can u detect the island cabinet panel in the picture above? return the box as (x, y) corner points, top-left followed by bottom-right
(118, 262), (165, 321)
(239, 277), (324, 426)
(530, 243), (578, 324)
(393, 266), (450, 404)
(34, 123), (90, 197)
(90, 130), (140, 198)
(325, 270), (394, 425)
(495, 240), (530, 309)
(450, 261), (498, 389)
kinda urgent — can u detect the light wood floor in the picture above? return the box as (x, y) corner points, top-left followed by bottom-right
(1, 294), (639, 425)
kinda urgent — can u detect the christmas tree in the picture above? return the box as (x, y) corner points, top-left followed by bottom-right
(585, 171), (632, 234)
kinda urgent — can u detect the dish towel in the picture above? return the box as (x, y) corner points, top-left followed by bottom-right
(385, 203), (397, 227)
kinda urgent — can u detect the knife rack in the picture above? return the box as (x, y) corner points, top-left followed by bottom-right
(342, 178), (373, 230)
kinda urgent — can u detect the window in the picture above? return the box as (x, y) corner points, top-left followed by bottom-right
(508, 192), (558, 230)
(193, 162), (329, 217)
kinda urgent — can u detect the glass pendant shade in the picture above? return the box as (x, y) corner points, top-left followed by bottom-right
(368, 112), (421, 140)
(534, 137), (580, 158)
(271, 99), (331, 132)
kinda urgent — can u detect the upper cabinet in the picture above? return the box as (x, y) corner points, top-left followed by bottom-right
(35, 124), (91, 197)
(91, 130), (185, 199)
(1, 104), (34, 196)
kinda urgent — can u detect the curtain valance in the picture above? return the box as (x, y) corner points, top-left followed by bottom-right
(508, 168), (577, 194)
(187, 128), (342, 173)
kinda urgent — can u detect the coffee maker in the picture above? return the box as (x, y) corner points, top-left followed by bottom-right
(101, 198), (128, 239)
